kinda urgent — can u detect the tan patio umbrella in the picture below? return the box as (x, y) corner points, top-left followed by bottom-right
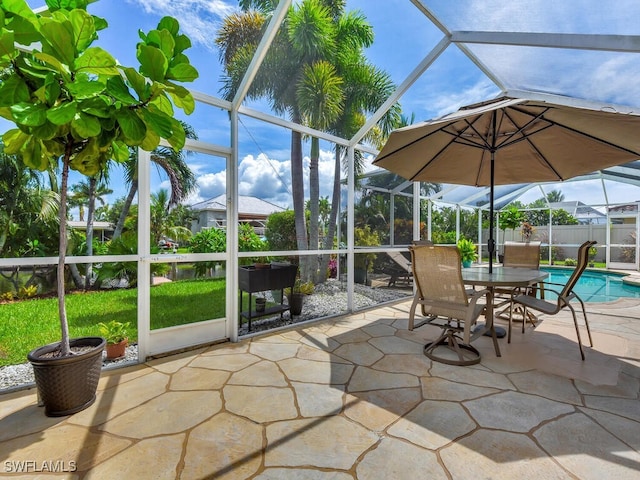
(373, 96), (640, 271)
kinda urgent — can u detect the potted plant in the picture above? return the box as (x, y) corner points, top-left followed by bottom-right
(588, 245), (598, 267)
(98, 321), (130, 360)
(498, 206), (524, 261)
(255, 295), (267, 313)
(521, 221), (535, 242)
(457, 238), (478, 268)
(2, 1), (197, 416)
(354, 226), (380, 285)
(285, 279), (314, 316)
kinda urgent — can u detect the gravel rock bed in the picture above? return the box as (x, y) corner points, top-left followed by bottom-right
(0, 346), (140, 392)
(238, 279), (410, 336)
(1, 280), (410, 392)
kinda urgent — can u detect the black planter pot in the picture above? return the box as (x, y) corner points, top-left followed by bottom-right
(287, 293), (304, 316)
(27, 337), (106, 417)
(354, 267), (367, 285)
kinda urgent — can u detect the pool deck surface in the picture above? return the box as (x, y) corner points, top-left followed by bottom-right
(1, 297), (639, 479)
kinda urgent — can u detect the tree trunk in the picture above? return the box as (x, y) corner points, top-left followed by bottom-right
(308, 137), (320, 283)
(58, 143), (72, 356)
(319, 146), (343, 283)
(113, 179), (137, 240)
(69, 264), (84, 289)
(84, 177), (97, 289)
(290, 128), (310, 281)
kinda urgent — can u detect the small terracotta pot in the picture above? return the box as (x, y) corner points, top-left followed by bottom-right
(105, 339), (128, 360)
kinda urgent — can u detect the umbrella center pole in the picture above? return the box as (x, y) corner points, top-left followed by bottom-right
(488, 237), (496, 265)
(488, 145), (497, 274)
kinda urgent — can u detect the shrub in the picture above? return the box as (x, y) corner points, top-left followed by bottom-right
(328, 258), (337, 278)
(564, 258), (577, 266)
(0, 292), (14, 302)
(354, 226), (380, 271)
(431, 230), (457, 245)
(17, 285), (38, 299)
(265, 210), (297, 251)
(393, 219), (426, 245)
(238, 223), (267, 264)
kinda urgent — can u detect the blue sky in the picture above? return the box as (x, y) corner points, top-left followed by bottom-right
(19, 1), (640, 217)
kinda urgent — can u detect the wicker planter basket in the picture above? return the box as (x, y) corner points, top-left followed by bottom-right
(27, 337), (106, 417)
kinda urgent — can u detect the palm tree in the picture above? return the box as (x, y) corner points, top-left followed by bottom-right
(298, 60), (343, 262)
(150, 189), (193, 249)
(69, 179), (112, 222)
(217, 0), (401, 282)
(0, 149), (58, 257)
(112, 123), (198, 240)
(546, 190), (565, 203)
(217, 1), (336, 280)
(69, 177), (113, 288)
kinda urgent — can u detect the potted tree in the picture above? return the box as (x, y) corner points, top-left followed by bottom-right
(354, 226), (380, 285)
(457, 238), (478, 268)
(1, 0), (198, 416)
(285, 279), (314, 316)
(498, 206), (524, 262)
(98, 321), (130, 360)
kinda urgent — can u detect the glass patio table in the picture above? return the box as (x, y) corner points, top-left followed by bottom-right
(461, 266), (549, 341)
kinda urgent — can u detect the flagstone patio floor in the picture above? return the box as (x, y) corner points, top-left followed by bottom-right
(1, 297), (639, 479)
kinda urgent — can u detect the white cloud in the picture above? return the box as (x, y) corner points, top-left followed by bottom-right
(423, 79), (500, 119)
(194, 170), (227, 200)
(187, 149), (339, 208)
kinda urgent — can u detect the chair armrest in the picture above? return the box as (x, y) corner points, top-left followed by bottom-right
(512, 285), (562, 300)
(468, 288), (491, 307)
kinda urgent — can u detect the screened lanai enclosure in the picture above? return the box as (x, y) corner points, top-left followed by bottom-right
(2, 0), (640, 370)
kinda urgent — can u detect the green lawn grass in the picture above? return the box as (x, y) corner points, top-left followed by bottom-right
(0, 277), (228, 367)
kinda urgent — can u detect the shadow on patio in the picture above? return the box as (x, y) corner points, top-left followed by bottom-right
(0, 298), (638, 478)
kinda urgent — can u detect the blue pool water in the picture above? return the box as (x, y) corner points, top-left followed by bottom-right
(540, 267), (640, 303)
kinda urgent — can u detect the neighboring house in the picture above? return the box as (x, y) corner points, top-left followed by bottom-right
(68, 221), (114, 242)
(191, 194), (285, 235)
(548, 201), (607, 224)
(608, 201), (640, 224)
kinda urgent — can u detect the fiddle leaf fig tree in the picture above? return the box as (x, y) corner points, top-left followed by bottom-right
(0, 0), (198, 356)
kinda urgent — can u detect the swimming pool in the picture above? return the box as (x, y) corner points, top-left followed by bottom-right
(540, 267), (640, 303)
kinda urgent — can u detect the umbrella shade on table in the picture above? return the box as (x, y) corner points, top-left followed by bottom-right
(373, 96), (640, 270)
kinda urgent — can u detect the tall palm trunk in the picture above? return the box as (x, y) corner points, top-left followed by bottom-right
(113, 179), (137, 240)
(291, 128), (310, 280)
(319, 146), (343, 281)
(308, 137), (320, 283)
(84, 176), (97, 289)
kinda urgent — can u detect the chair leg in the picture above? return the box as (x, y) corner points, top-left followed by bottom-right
(408, 299), (436, 330)
(576, 297), (593, 347)
(568, 304), (586, 361)
(508, 300), (514, 343)
(489, 322), (501, 358)
(408, 298), (418, 331)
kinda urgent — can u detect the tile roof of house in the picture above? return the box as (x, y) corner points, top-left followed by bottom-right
(191, 194), (285, 216)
